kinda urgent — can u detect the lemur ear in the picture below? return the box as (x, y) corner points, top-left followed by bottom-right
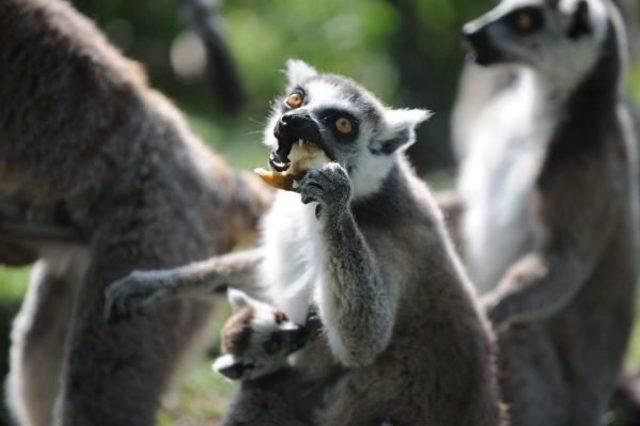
(228, 288), (251, 311)
(568, 0), (592, 39)
(371, 109), (432, 155)
(285, 59), (318, 87)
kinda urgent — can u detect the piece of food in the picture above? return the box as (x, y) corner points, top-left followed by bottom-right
(254, 168), (296, 191)
(256, 140), (331, 191)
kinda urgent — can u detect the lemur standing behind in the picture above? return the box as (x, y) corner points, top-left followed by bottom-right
(458, 0), (638, 424)
(106, 60), (506, 425)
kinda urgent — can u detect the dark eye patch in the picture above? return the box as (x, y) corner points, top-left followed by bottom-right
(506, 6), (545, 34)
(316, 108), (360, 143)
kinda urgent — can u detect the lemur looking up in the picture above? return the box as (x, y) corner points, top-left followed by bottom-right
(106, 60), (506, 425)
(458, 0), (638, 424)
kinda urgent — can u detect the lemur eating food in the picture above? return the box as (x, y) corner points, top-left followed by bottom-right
(458, 0), (638, 424)
(105, 60), (505, 425)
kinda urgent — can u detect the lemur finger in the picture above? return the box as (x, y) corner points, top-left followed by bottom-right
(104, 280), (131, 323)
(301, 193), (317, 205)
(139, 289), (169, 314)
(104, 274), (152, 322)
(300, 185), (325, 205)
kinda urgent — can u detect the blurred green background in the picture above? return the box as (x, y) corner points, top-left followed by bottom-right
(2, 0), (640, 424)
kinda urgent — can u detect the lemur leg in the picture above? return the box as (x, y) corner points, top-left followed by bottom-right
(104, 248), (264, 322)
(7, 253), (85, 426)
(298, 164), (399, 367)
(498, 324), (569, 426)
(55, 223), (220, 426)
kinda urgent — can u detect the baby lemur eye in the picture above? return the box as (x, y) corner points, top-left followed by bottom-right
(508, 7), (544, 34)
(263, 334), (282, 355)
(335, 117), (354, 134)
(285, 91), (304, 109)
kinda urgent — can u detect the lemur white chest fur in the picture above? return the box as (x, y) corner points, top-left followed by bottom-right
(459, 70), (559, 293)
(259, 192), (326, 324)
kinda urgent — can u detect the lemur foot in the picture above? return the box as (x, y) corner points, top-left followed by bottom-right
(104, 270), (173, 323)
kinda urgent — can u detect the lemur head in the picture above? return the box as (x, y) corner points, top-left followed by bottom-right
(463, 0), (610, 86)
(213, 289), (305, 381)
(264, 60), (431, 199)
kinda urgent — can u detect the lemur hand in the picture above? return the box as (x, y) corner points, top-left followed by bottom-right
(298, 162), (351, 219)
(481, 293), (513, 331)
(104, 270), (172, 323)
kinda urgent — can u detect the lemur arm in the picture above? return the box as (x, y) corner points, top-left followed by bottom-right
(104, 248), (264, 322)
(299, 163), (399, 367)
(483, 190), (618, 329)
(482, 247), (590, 328)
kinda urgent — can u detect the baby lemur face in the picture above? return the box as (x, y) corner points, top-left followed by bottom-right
(263, 60), (430, 199)
(213, 289), (306, 381)
(463, 0), (609, 85)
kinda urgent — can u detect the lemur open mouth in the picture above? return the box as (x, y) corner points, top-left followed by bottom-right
(256, 122), (333, 191)
(269, 123), (333, 173)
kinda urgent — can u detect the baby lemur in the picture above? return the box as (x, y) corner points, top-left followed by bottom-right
(106, 60), (505, 425)
(212, 289), (321, 382)
(458, 0), (638, 424)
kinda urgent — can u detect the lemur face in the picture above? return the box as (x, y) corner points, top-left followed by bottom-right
(263, 60), (430, 198)
(463, 0), (608, 83)
(213, 289), (306, 381)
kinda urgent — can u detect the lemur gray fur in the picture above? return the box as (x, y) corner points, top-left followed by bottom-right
(458, 0), (639, 424)
(106, 60), (506, 425)
(0, 0), (271, 424)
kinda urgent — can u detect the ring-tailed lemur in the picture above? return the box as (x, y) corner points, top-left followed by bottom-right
(458, 0), (638, 424)
(105, 60), (506, 425)
(212, 289), (320, 381)
(0, 0), (271, 424)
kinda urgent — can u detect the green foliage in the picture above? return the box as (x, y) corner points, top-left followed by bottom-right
(224, 0), (399, 108)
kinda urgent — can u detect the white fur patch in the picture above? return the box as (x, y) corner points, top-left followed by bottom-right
(260, 191), (325, 324)
(458, 70), (557, 293)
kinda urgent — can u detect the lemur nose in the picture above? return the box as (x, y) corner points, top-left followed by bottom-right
(279, 111), (311, 129)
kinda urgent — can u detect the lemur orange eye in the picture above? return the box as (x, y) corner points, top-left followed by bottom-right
(335, 117), (353, 134)
(516, 12), (532, 31)
(285, 92), (304, 108)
